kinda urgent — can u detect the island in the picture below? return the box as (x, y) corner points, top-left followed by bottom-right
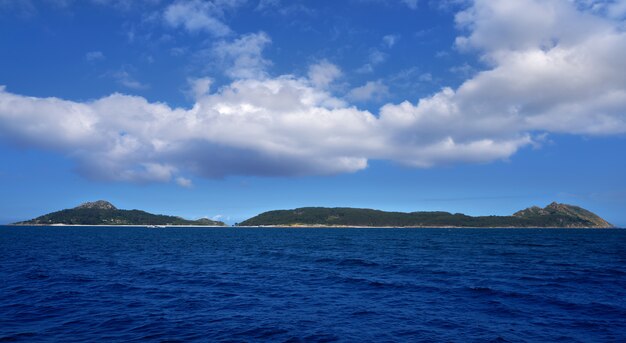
(237, 202), (613, 228)
(14, 200), (226, 226)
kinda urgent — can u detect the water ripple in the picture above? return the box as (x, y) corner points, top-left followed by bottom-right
(1, 226), (625, 342)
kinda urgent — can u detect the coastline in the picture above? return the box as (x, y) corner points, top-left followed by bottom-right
(6, 224), (228, 228)
(235, 225), (617, 229)
(4, 224), (619, 229)
(13, 201), (614, 229)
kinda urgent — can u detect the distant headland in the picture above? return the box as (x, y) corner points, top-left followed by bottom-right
(237, 202), (614, 228)
(13, 200), (226, 226)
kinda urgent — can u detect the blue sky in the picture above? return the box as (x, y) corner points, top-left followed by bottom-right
(1, 0), (626, 226)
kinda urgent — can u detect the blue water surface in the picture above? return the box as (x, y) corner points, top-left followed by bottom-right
(1, 226), (625, 342)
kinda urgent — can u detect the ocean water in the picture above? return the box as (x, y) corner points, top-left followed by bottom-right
(1, 227), (625, 342)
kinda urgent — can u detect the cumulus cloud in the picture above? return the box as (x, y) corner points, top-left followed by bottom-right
(1, 0), (626, 184)
(0, 79), (371, 181)
(447, 0), (626, 135)
(0, 73), (533, 183)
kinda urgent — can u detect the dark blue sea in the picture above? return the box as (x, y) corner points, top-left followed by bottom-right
(1, 227), (625, 342)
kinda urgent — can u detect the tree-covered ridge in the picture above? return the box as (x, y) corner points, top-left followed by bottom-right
(238, 203), (613, 228)
(15, 201), (225, 226)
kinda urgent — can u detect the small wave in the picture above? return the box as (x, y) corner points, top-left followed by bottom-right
(514, 243), (558, 248)
(23, 270), (49, 280)
(0, 332), (37, 342)
(314, 257), (335, 263)
(233, 326), (290, 339)
(465, 286), (531, 300)
(351, 310), (378, 316)
(603, 268), (626, 276)
(97, 316), (135, 329)
(467, 286), (497, 294)
(302, 333), (341, 342)
(336, 258), (379, 267)
(67, 274), (96, 283)
(137, 333), (182, 342)
(333, 275), (407, 290)
(3, 226), (626, 342)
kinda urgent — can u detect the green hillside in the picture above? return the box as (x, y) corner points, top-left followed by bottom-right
(15, 200), (225, 226)
(238, 202), (613, 228)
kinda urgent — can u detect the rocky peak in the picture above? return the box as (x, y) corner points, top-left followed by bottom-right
(513, 202), (613, 228)
(545, 202), (572, 213)
(74, 200), (117, 210)
(512, 205), (547, 217)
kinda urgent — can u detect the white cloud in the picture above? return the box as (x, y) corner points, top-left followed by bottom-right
(449, 63), (474, 77)
(0, 75), (532, 182)
(212, 32), (272, 79)
(418, 73), (432, 82)
(1, 0), (626, 183)
(0, 79), (368, 180)
(187, 77), (213, 100)
(347, 80), (389, 102)
(446, 0), (626, 135)
(307, 60), (342, 89)
(163, 0), (245, 37)
(357, 49), (388, 73)
(176, 176), (193, 188)
(111, 70), (149, 90)
(85, 51), (105, 62)
(211, 214), (232, 222)
(454, 0), (610, 53)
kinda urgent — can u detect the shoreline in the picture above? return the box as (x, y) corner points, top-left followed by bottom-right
(235, 225), (617, 229)
(5, 224), (227, 228)
(3, 224), (619, 229)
